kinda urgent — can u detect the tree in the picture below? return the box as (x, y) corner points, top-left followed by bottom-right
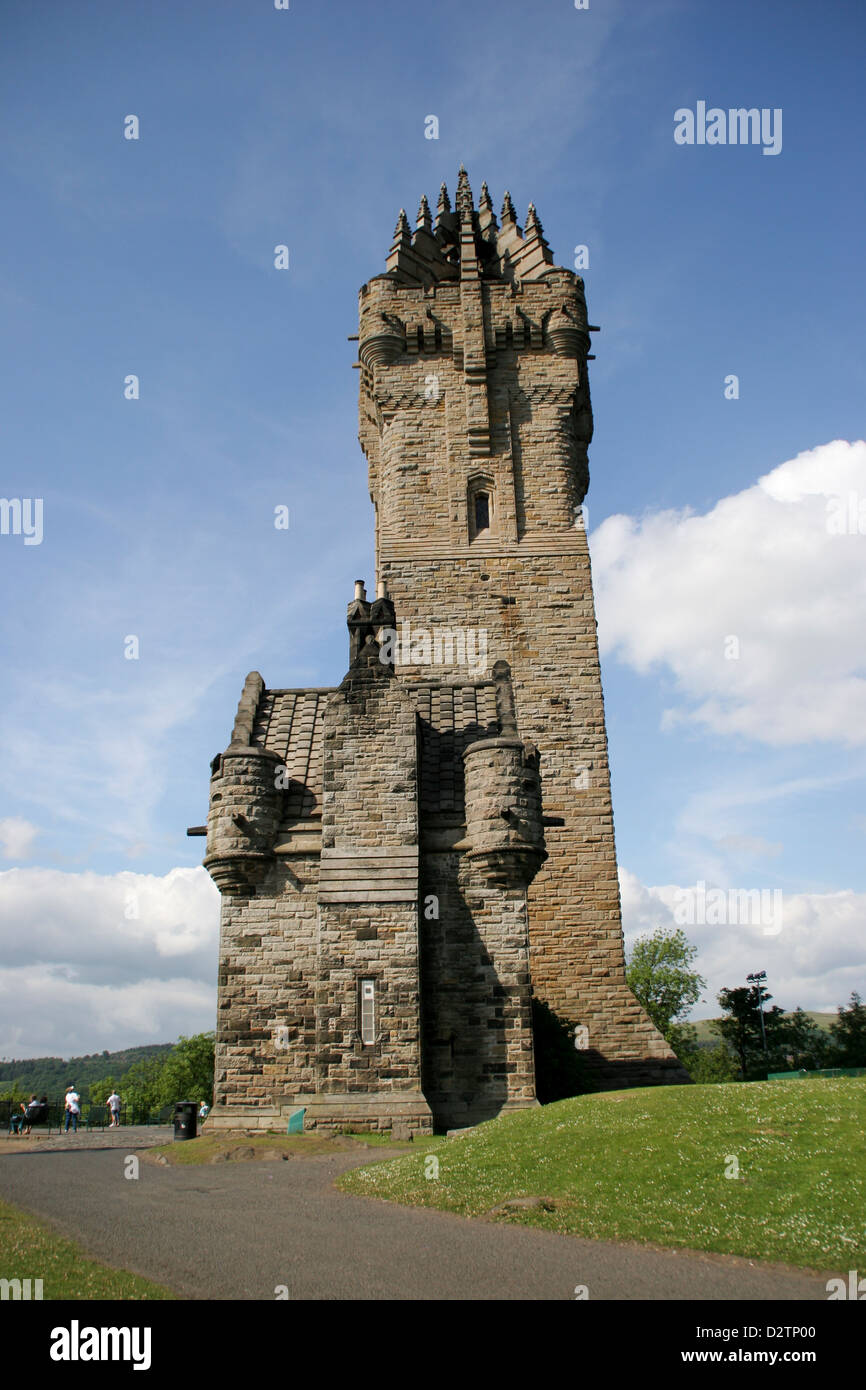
(118, 1056), (166, 1117)
(89, 1075), (117, 1106)
(828, 992), (866, 1067)
(626, 928), (706, 1042)
(663, 1021), (740, 1085)
(685, 1042), (740, 1084)
(156, 1033), (215, 1108)
(779, 1008), (831, 1071)
(714, 984), (787, 1080)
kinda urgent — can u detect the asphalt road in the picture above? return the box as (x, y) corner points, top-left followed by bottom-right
(0, 1144), (829, 1301)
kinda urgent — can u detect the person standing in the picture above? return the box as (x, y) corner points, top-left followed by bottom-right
(64, 1085), (81, 1133)
(198, 1100), (209, 1127)
(107, 1091), (121, 1128)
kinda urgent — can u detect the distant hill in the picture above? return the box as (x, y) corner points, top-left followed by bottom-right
(0, 1043), (175, 1100)
(690, 1012), (836, 1046)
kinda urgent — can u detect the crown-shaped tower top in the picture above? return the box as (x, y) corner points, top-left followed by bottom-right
(383, 168), (555, 287)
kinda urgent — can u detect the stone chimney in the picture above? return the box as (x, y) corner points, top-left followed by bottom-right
(346, 580), (372, 665)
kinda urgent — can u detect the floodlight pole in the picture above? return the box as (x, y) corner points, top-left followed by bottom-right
(747, 970), (769, 1057)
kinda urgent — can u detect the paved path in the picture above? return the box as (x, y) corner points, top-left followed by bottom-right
(1, 1126), (170, 1154)
(0, 1144), (828, 1301)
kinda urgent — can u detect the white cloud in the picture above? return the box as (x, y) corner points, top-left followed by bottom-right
(0, 818), (38, 859)
(0, 866), (220, 1057)
(620, 867), (866, 1019)
(593, 439), (866, 745)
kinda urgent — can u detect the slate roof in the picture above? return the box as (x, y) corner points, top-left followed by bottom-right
(251, 688), (330, 819)
(250, 680), (500, 822)
(413, 680), (499, 817)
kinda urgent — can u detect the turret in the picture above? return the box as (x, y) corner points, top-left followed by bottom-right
(461, 662), (546, 887)
(203, 671), (283, 896)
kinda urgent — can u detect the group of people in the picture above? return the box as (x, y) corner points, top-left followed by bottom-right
(8, 1089), (211, 1136)
(65, 1086), (123, 1129)
(8, 1085), (123, 1135)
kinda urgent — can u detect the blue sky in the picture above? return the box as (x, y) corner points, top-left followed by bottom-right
(1, 0), (864, 1055)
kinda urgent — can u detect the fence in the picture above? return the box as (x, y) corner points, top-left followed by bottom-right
(767, 1067), (866, 1081)
(2, 1098), (175, 1132)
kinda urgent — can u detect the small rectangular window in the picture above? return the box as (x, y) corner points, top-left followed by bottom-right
(360, 979), (376, 1045)
(474, 492), (490, 532)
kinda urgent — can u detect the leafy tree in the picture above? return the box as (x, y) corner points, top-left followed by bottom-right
(685, 1042), (740, 1084)
(664, 1022), (739, 1084)
(156, 1033), (215, 1107)
(828, 992), (866, 1067)
(779, 1008), (831, 1070)
(714, 984), (787, 1080)
(0, 1044), (173, 1100)
(89, 1075), (118, 1106)
(0, 1082), (27, 1104)
(118, 1056), (167, 1116)
(626, 928), (706, 1042)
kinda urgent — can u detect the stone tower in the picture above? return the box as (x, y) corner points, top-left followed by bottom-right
(358, 168), (681, 1090)
(200, 171), (685, 1138)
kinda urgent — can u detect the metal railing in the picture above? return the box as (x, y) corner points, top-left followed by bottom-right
(2, 1099), (174, 1132)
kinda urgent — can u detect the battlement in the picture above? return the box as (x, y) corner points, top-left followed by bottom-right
(374, 166), (558, 288)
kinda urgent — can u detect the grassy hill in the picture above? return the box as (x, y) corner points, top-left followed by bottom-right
(339, 1076), (866, 1269)
(0, 1043), (174, 1101)
(690, 1011), (836, 1046)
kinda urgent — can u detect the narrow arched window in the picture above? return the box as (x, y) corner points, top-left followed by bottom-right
(468, 476), (495, 540)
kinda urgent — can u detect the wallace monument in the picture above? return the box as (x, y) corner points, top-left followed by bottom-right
(197, 169), (687, 1136)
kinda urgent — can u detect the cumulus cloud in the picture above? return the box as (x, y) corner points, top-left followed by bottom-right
(0, 866), (220, 1057)
(0, 818), (38, 860)
(593, 439), (866, 745)
(619, 867), (866, 1019)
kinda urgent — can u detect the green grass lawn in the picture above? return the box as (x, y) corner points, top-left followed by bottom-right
(0, 1197), (176, 1299)
(338, 1078), (866, 1270)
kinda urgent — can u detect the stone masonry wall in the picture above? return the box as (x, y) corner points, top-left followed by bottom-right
(214, 856), (319, 1112)
(312, 654), (431, 1128)
(361, 266), (684, 1086)
(316, 900), (424, 1095)
(420, 854), (537, 1130)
